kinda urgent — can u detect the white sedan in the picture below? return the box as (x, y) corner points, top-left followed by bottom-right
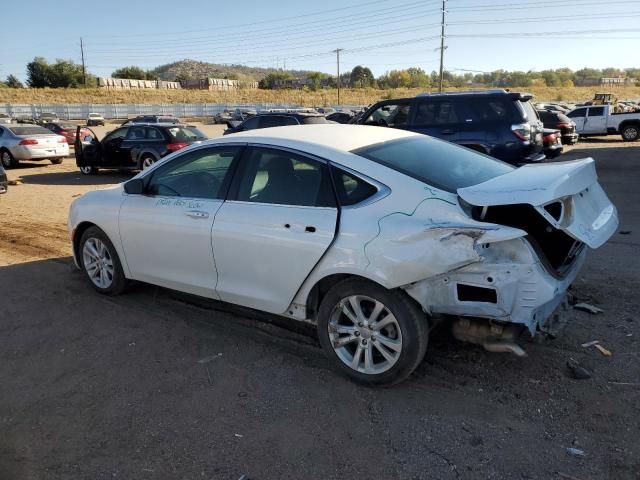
(68, 125), (618, 385)
(0, 124), (69, 168)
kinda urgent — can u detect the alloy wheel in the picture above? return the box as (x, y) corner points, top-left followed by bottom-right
(142, 157), (155, 169)
(1, 151), (12, 168)
(328, 295), (403, 374)
(82, 237), (114, 289)
(623, 126), (638, 141)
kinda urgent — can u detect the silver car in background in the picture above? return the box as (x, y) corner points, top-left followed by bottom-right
(0, 124), (69, 168)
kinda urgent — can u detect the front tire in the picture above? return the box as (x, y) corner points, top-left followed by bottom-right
(79, 165), (97, 175)
(621, 124), (640, 141)
(79, 227), (127, 295)
(317, 278), (429, 385)
(141, 154), (156, 170)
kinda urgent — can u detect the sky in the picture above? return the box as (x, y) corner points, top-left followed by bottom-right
(1, 0), (639, 82)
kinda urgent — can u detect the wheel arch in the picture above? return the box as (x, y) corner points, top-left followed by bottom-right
(136, 149), (159, 168)
(619, 120), (640, 131)
(72, 220), (131, 278)
(302, 272), (391, 322)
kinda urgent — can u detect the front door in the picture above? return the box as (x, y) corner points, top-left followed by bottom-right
(118, 145), (243, 298)
(212, 146), (338, 314)
(567, 107), (588, 133)
(101, 127), (129, 167)
(74, 126), (101, 167)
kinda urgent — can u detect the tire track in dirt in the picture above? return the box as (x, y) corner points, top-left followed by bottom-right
(0, 217), (70, 264)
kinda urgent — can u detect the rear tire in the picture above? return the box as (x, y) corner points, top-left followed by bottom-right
(79, 226), (127, 295)
(50, 158), (63, 165)
(621, 124), (640, 141)
(317, 278), (429, 386)
(1, 149), (17, 168)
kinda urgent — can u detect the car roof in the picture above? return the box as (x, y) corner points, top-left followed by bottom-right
(213, 124), (418, 152)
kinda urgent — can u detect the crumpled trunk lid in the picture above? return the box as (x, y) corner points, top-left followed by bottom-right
(457, 158), (618, 249)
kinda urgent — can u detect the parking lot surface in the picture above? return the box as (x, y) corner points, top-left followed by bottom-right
(0, 131), (638, 479)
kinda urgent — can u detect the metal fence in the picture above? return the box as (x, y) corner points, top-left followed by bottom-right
(0, 103), (364, 120)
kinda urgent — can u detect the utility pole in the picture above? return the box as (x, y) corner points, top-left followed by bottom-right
(80, 37), (86, 86)
(333, 48), (344, 105)
(438, 0), (447, 92)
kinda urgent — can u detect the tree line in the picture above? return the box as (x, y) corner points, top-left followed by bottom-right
(2, 57), (639, 90)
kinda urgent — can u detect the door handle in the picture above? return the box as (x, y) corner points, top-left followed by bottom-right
(185, 210), (209, 219)
(305, 226), (316, 233)
(440, 129), (455, 135)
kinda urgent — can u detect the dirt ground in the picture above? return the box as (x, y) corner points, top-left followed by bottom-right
(0, 127), (638, 480)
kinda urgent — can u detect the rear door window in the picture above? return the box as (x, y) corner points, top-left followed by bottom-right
(241, 117), (260, 130)
(414, 101), (463, 126)
(258, 116), (284, 128)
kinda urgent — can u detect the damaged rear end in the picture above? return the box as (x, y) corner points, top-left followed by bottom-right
(405, 157), (617, 352)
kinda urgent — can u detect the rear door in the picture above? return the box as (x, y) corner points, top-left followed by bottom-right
(118, 145), (244, 297)
(582, 106), (608, 135)
(212, 146), (338, 313)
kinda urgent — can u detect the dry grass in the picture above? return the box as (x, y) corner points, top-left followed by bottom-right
(1, 85), (638, 106)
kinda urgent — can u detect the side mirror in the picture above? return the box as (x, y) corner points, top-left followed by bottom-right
(124, 178), (144, 195)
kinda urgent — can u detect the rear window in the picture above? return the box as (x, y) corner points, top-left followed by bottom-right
(8, 126), (52, 135)
(166, 126), (207, 141)
(352, 136), (514, 193)
(520, 100), (540, 122)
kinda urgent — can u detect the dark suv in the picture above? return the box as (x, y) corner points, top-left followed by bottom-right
(223, 112), (329, 135)
(356, 90), (545, 164)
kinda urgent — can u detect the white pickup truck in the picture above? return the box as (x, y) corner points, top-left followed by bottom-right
(567, 104), (640, 141)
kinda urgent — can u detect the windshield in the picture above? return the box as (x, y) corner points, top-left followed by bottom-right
(352, 136), (514, 193)
(9, 126), (54, 135)
(167, 126), (207, 141)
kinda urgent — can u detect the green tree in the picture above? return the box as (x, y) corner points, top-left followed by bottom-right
(259, 71), (294, 89)
(5, 75), (23, 88)
(112, 66), (155, 80)
(26, 57), (50, 87)
(26, 57), (93, 88)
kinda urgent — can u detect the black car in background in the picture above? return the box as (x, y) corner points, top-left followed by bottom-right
(326, 111), (355, 124)
(75, 123), (207, 175)
(223, 112), (330, 135)
(537, 109), (579, 145)
(121, 115), (181, 126)
(355, 90), (546, 164)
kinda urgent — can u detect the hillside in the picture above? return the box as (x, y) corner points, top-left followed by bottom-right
(150, 59), (316, 82)
(1, 85), (638, 106)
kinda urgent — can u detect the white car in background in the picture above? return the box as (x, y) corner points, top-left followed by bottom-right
(86, 112), (105, 126)
(0, 124), (69, 168)
(68, 125), (618, 385)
